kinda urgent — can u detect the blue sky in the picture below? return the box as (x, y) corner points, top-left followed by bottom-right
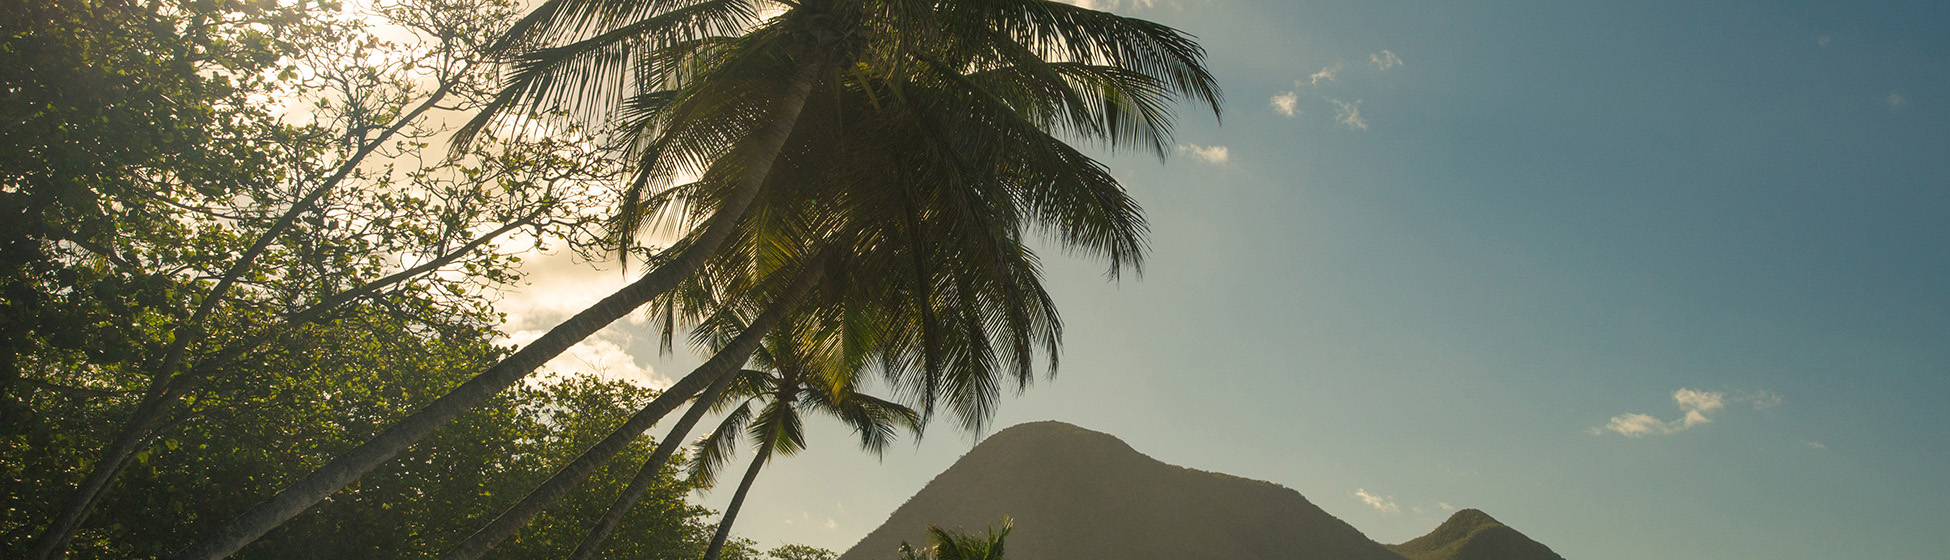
(510, 1), (1949, 558)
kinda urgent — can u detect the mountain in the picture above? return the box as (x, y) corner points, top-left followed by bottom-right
(837, 421), (1410, 560)
(1386, 509), (1566, 560)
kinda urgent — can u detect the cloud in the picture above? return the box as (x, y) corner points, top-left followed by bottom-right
(1270, 91), (1300, 117)
(1672, 388), (1724, 429)
(1599, 412), (1673, 437)
(1177, 143), (1230, 164)
(1370, 50), (1403, 70)
(1595, 388), (1774, 437)
(1806, 441), (1827, 450)
(1354, 488), (1400, 514)
(1308, 63), (1343, 86)
(1329, 98), (1368, 130)
(1736, 390), (1784, 410)
(1817, 35), (1832, 48)
(1887, 92), (1907, 108)
(1438, 502), (1455, 511)
(824, 517), (839, 530)
(493, 242), (666, 387)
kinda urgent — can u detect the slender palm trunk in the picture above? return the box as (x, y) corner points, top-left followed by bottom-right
(702, 433), (775, 560)
(446, 361), (733, 560)
(564, 369), (758, 560)
(441, 265), (822, 560)
(169, 60), (823, 560)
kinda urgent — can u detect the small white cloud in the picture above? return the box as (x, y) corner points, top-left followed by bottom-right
(1370, 50), (1403, 70)
(1329, 98), (1368, 130)
(1438, 502), (1455, 511)
(1673, 388), (1725, 429)
(1596, 388), (1753, 437)
(1177, 143), (1230, 164)
(1817, 35), (1832, 48)
(1736, 390), (1784, 410)
(823, 517), (838, 530)
(1270, 91), (1300, 117)
(1806, 441), (1827, 450)
(1354, 488), (1400, 514)
(1308, 63), (1343, 86)
(1600, 412), (1674, 437)
(1887, 92), (1908, 108)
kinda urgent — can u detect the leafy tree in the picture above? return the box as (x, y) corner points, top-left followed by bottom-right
(1, 0), (631, 555)
(767, 544), (839, 560)
(2, 302), (745, 558)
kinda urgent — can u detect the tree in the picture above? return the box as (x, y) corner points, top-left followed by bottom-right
(183, 1), (1220, 556)
(4, 0), (637, 556)
(767, 544), (839, 560)
(681, 321), (921, 560)
(0, 290), (734, 558)
(896, 519), (1013, 560)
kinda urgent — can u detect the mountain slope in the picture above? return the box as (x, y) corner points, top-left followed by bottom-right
(1387, 509), (1566, 560)
(838, 421), (1408, 560)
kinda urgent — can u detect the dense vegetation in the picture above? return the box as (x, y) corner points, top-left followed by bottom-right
(0, 0), (831, 556)
(3, 0), (1221, 557)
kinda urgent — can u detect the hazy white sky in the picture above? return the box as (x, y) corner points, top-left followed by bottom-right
(488, 1), (1950, 558)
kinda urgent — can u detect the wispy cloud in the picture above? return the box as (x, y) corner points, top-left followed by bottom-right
(1270, 91), (1300, 117)
(1329, 98), (1368, 130)
(1736, 390), (1784, 410)
(1370, 50), (1403, 70)
(1817, 35), (1833, 48)
(1600, 413), (1673, 437)
(1438, 502), (1455, 511)
(1887, 91), (1908, 109)
(1806, 441), (1827, 450)
(1308, 63), (1343, 86)
(1354, 488), (1400, 513)
(1177, 143), (1230, 164)
(1594, 388), (1778, 437)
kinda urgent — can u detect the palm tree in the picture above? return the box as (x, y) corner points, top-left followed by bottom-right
(898, 519), (1013, 560)
(682, 324), (921, 560)
(176, 1), (1218, 557)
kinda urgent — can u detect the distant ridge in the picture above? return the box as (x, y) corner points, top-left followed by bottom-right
(838, 421), (1407, 560)
(1387, 509), (1566, 560)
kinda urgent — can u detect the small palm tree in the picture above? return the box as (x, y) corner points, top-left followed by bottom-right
(685, 325), (922, 560)
(897, 518), (1013, 560)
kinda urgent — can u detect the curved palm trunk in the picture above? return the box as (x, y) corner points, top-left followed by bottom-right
(564, 372), (752, 560)
(702, 434), (776, 560)
(448, 370), (730, 560)
(439, 264), (823, 560)
(170, 60), (823, 560)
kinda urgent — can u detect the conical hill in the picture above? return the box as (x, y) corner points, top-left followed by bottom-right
(837, 421), (1408, 560)
(1386, 508), (1565, 560)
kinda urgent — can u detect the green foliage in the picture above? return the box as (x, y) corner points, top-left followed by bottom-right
(767, 543), (839, 560)
(0, 0), (784, 557)
(896, 519), (1011, 560)
(3, 311), (717, 558)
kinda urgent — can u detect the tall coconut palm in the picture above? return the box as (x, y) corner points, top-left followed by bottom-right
(176, 1), (1219, 557)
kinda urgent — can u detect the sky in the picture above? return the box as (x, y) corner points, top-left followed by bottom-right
(492, 1), (1950, 558)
